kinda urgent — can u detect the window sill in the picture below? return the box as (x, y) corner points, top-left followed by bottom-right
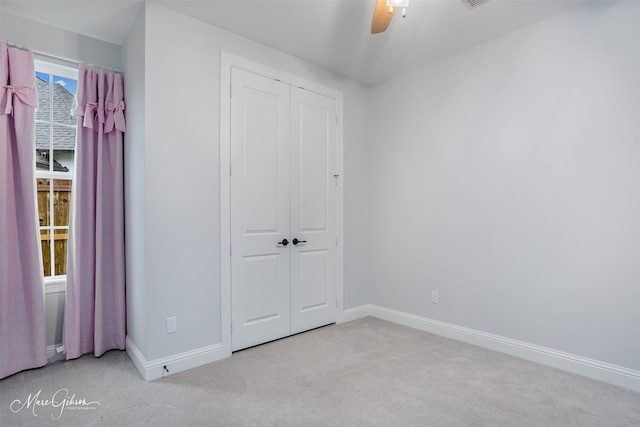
(44, 278), (66, 294)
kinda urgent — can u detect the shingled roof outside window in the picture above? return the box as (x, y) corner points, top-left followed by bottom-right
(35, 75), (76, 172)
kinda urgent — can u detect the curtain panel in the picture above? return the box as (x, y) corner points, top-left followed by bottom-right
(63, 65), (126, 359)
(0, 42), (47, 379)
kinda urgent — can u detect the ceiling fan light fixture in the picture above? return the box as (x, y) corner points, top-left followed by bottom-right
(372, 0), (406, 34)
(386, 0), (409, 7)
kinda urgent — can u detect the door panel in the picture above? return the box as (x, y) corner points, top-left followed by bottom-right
(243, 254), (284, 323)
(242, 86), (283, 233)
(290, 87), (337, 334)
(298, 250), (329, 311)
(231, 68), (291, 351)
(298, 102), (329, 231)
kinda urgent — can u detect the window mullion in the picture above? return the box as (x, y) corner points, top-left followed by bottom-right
(49, 180), (55, 276)
(48, 73), (56, 277)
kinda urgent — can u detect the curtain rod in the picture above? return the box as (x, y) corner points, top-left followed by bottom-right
(1, 39), (122, 73)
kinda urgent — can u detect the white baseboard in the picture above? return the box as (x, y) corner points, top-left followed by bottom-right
(46, 344), (66, 363)
(126, 337), (223, 381)
(342, 305), (373, 323)
(342, 304), (640, 392)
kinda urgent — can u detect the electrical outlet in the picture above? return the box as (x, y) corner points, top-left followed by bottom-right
(431, 291), (439, 304)
(166, 316), (177, 334)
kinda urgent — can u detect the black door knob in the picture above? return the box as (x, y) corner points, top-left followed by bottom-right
(277, 238), (289, 247)
(292, 238), (307, 245)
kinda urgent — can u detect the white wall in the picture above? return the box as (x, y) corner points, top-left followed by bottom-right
(123, 3), (370, 365)
(0, 13), (121, 70)
(343, 87), (372, 309)
(122, 6), (148, 357)
(368, 1), (640, 371)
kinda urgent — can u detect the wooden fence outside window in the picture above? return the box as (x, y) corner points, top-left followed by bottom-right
(37, 178), (71, 276)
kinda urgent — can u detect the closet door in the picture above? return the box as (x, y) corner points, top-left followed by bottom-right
(290, 87), (337, 334)
(230, 68), (291, 351)
(230, 68), (338, 351)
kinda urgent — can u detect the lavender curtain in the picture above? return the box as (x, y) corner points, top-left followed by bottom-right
(0, 42), (47, 379)
(63, 65), (126, 359)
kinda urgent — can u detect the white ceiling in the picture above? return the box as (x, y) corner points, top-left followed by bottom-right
(2, 0), (591, 85)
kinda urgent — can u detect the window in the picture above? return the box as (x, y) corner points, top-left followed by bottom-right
(34, 60), (78, 282)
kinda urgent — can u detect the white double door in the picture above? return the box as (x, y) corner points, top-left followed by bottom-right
(230, 67), (338, 351)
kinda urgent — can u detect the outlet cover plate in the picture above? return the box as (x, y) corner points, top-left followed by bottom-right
(166, 316), (177, 334)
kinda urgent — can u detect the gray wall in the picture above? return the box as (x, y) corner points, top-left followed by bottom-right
(367, 1), (640, 370)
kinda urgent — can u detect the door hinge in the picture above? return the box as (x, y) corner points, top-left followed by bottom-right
(336, 238), (339, 247)
(333, 174), (339, 185)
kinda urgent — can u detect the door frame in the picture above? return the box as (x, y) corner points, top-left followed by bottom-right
(220, 52), (344, 358)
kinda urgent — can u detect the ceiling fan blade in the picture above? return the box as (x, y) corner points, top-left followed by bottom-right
(371, 0), (395, 34)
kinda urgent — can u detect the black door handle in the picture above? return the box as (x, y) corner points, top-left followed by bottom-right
(277, 238), (289, 247)
(292, 238), (307, 246)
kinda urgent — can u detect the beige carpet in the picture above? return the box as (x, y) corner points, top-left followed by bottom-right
(1, 317), (639, 426)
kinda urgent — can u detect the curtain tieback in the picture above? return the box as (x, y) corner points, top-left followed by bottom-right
(82, 102), (99, 130)
(105, 101), (126, 133)
(3, 85), (37, 116)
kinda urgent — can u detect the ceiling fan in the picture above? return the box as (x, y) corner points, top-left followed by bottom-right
(371, 0), (409, 34)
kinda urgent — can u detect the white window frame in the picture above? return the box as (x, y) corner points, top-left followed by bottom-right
(34, 59), (78, 293)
